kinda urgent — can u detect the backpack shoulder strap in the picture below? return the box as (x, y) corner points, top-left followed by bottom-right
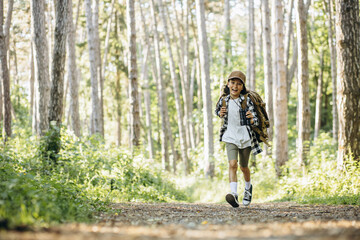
(241, 93), (248, 110)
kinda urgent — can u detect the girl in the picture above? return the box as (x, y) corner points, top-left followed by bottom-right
(215, 70), (262, 207)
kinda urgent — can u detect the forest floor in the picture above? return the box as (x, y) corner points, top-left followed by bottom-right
(1, 202), (360, 240)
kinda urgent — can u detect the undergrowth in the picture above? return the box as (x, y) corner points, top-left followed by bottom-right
(0, 126), (187, 229)
(181, 133), (360, 206)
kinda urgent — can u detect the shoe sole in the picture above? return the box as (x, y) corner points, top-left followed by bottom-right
(225, 194), (239, 208)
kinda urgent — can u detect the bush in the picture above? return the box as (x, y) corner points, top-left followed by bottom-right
(0, 128), (187, 229)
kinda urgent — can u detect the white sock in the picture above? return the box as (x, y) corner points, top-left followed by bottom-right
(245, 181), (251, 190)
(230, 182), (238, 194)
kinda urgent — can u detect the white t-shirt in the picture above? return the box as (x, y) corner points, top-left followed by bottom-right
(222, 98), (251, 149)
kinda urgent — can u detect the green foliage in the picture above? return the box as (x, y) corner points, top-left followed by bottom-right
(183, 133), (359, 206)
(0, 127), (187, 229)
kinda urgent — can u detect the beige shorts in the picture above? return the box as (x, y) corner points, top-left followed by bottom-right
(225, 143), (251, 167)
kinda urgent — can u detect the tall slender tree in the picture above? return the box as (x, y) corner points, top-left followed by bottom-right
(127, 0), (140, 147)
(296, 0), (311, 167)
(84, 0), (101, 135)
(31, 0), (51, 135)
(150, 0), (170, 170)
(47, 0), (68, 162)
(247, 0), (256, 90)
(325, 0), (338, 142)
(67, 0), (81, 137)
(272, 0), (288, 177)
(314, 51), (324, 140)
(158, 0), (189, 174)
(262, 0), (273, 154)
(335, 0), (360, 166)
(195, 0), (214, 177)
(0, 0), (11, 139)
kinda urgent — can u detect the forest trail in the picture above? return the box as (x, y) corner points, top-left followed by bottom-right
(2, 202), (360, 240)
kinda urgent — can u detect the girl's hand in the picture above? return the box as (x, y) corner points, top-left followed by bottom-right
(220, 107), (227, 117)
(246, 111), (254, 124)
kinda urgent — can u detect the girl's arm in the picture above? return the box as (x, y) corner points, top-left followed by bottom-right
(214, 97), (223, 117)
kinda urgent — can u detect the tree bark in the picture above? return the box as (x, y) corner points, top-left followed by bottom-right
(272, 0), (288, 177)
(335, 0), (360, 166)
(67, 0), (81, 137)
(325, 0), (338, 142)
(262, 0), (273, 154)
(84, 0), (101, 135)
(284, 0), (294, 82)
(195, 0), (214, 178)
(49, 0), (68, 125)
(127, 0), (140, 147)
(223, 0), (231, 67)
(296, 0), (311, 167)
(31, 0), (51, 136)
(139, 2), (154, 159)
(314, 51), (324, 140)
(158, 0), (189, 174)
(150, 0), (170, 171)
(247, 0), (256, 91)
(0, 0), (11, 139)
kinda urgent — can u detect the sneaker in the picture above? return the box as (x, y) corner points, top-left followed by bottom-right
(243, 184), (252, 206)
(225, 192), (239, 208)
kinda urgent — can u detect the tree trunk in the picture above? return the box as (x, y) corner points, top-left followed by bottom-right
(47, 0), (68, 162)
(139, 3), (154, 159)
(102, 0), (115, 80)
(67, 0), (81, 137)
(195, 0), (214, 178)
(150, 0), (170, 171)
(84, 0), (101, 135)
(223, 0), (231, 67)
(284, 0), (294, 82)
(325, 0), (338, 142)
(247, 0), (256, 90)
(273, 0), (288, 177)
(287, 33), (298, 97)
(296, 0), (311, 167)
(314, 51), (324, 140)
(93, 0), (104, 137)
(127, 0), (140, 147)
(30, 43), (35, 125)
(158, 0), (189, 174)
(31, 0), (51, 136)
(262, 0), (273, 154)
(335, 0), (360, 166)
(0, 0), (11, 139)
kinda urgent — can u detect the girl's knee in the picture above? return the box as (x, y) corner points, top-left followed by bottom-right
(240, 166), (249, 172)
(229, 160), (238, 169)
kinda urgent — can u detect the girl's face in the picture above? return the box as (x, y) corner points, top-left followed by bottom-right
(227, 79), (243, 98)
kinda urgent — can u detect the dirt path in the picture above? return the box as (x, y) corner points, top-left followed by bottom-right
(2, 202), (360, 239)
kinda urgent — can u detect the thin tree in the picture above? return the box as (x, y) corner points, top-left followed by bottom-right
(195, 0), (214, 177)
(150, 0), (170, 170)
(247, 0), (256, 90)
(272, 0), (288, 177)
(262, 0), (273, 154)
(67, 0), (81, 137)
(335, 0), (360, 166)
(158, 0), (189, 174)
(127, 0), (140, 147)
(47, 0), (68, 162)
(84, 0), (101, 135)
(223, 0), (231, 67)
(314, 51), (324, 140)
(139, 2), (154, 159)
(296, 0), (311, 167)
(325, 0), (338, 142)
(31, 0), (51, 135)
(0, 0), (11, 139)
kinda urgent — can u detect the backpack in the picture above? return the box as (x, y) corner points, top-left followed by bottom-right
(242, 91), (270, 147)
(218, 86), (270, 146)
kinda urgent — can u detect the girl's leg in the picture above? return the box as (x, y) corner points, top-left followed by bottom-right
(239, 147), (251, 182)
